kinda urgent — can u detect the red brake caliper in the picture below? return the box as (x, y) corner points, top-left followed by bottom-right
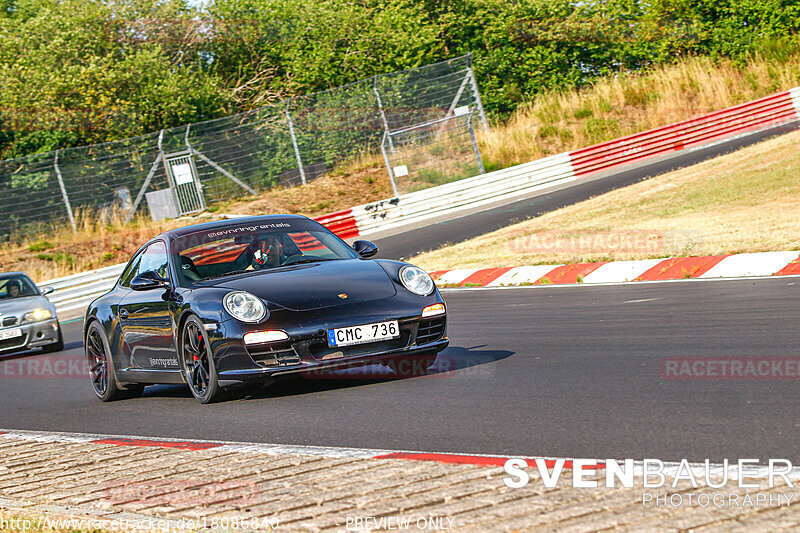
(193, 332), (201, 361)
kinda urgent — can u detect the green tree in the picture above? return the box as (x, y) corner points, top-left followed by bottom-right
(0, 0), (227, 157)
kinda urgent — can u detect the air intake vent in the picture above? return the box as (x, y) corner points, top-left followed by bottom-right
(416, 317), (445, 345)
(247, 341), (301, 367)
(2, 316), (18, 327)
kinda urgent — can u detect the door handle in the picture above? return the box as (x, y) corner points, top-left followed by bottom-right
(119, 308), (129, 319)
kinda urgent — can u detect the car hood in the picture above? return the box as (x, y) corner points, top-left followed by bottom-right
(0, 295), (53, 319)
(210, 259), (397, 311)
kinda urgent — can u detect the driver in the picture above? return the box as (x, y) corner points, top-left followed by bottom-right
(6, 281), (21, 298)
(249, 235), (283, 269)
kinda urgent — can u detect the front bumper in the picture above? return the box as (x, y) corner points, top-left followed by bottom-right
(210, 311), (449, 384)
(218, 337), (449, 383)
(0, 318), (60, 354)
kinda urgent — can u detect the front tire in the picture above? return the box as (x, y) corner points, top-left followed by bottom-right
(86, 322), (143, 401)
(180, 315), (223, 404)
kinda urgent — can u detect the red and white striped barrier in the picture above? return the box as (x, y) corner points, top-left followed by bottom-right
(569, 91), (798, 178)
(313, 208), (359, 240)
(316, 86), (800, 241)
(792, 87), (800, 116)
(429, 251), (800, 287)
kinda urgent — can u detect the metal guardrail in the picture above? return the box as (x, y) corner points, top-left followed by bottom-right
(354, 152), (575, 236)
(43, 264), (125, 315)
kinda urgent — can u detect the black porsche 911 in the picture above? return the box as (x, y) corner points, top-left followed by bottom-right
(84, 215), (449, 403)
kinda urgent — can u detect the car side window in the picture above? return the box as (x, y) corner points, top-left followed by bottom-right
(119, 241), (170, 287)
(138, 241), (170, 280)
(0, 275), (37, 298)
(119, 254), (143, 288)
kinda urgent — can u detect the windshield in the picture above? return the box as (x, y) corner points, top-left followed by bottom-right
(171, 220), (358, 285)
(0, 275), (39, 300)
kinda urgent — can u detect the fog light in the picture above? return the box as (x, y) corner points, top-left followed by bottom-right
(421, 303), (446, 318)
(244, 330), (289, 344)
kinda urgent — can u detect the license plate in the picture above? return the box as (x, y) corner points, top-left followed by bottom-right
(0, 328), (22, 341)
(327, 320), (399, 347)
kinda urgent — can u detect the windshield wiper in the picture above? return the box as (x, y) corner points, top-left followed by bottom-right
(199, 269), (252, 281)
(283, 258), (339, 266)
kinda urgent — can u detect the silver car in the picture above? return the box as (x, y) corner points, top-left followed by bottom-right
(0, 272), (63, 355)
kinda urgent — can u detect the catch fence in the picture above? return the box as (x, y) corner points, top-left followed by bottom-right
(0, 54), (487, 237)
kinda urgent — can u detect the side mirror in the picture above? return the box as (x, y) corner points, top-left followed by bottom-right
(130, 270), (169, 291)
(40, 286), (55, 296)
(353, 240), (378, 258)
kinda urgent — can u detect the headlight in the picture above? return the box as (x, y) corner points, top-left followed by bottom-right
(399, 266), (435, 296)
(223, 291), (266, 323)
(23, 309), (52, 322)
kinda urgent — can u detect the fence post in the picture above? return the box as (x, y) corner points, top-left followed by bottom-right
(53, 150), (77, 233)
(380, 131), (400, 198)
(285, 99), (306, 185)
(184, 124), (191, 151)
(467, 116), (485, 175)
(446, 72), (471, 117)
(374, 76), (395, 154)
(466, 54), (488, 130)
(126, 130), (165, 224)
(185, 124), (256, 195)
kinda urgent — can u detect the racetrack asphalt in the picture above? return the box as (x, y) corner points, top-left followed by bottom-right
(1, 276), (798, 463)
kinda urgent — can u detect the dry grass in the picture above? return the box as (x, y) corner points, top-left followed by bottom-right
(479, 53), (800, 168)
(220, 153), (394, 216)
(410, 129), (800, 271)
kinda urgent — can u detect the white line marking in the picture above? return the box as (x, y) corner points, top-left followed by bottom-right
(623, 298), (661, 304)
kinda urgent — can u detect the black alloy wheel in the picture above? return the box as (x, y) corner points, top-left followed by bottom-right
(86, 322), (143, 401)
(181, 315), (223, 403)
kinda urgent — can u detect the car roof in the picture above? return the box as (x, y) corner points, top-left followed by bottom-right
(0, 271), (31, 280)
(154, 214), (315, 241)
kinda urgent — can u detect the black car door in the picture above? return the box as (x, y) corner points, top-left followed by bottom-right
(118, 240), (180, 371)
